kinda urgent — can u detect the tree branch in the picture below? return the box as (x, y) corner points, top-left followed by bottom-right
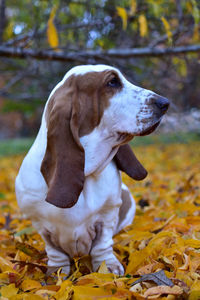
(0, 0), (6, 44)
(0, 71), (29, 94)
(0, 44), (200, 63)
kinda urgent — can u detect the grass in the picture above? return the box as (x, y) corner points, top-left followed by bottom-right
(0, 132), (199, 157)
(130, 131), (200, 146)
(0, 137), (34, 157)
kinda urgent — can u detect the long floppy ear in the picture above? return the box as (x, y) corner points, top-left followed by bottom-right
(114, 144), (147, 180)
(41, 81), (85, 208)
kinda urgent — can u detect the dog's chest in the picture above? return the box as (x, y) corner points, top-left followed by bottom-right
(34, 161), (122, 257)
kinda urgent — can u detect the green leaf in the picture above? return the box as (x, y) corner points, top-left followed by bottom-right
(0, 193), (6, 199)
(191, 0), (200, 25)
(69, 3), (84, 17)
(172, 57), (187, 77)
(14, 226), (36, 237)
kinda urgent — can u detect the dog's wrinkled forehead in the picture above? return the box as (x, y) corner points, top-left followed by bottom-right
(63, 64), (121, 80)
(48, 64), (124, 101)
(45, 64), (126, 138)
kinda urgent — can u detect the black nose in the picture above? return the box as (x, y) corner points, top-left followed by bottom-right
(154, 97), (170, 113)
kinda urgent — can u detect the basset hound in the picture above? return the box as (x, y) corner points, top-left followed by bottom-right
(15, 65), (169, 275)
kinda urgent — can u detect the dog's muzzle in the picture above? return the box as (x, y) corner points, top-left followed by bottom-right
(153, 96), (170, 116)
(154, 96), (170, 114)
(137, 95), (170, 136)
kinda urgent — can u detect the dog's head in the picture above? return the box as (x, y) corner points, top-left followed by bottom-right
(41, 65), (169, 208)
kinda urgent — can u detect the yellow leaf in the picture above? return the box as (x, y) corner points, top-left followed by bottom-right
(126, 248), (149, 274)
(56, 267), (63, 286)
(130, 0), (137, 15)
(0, 257), (14, 272)
(76, 273), (114, 286)
(184, 238), (200, 248)
(116, 7), (128, 30)
(189, 281), (200, 300)
(138, 14), (148, 37)
(54, 280), (72, 300)
(21, 295), (44, 300)
(21, 279), (41, 291)
(161, 16), (172, 43)
(98, 261), (110, 274)
(73, 285), (113, 300)
(0, 273), (9, 283)
(186, 2), (193, 13)
(189, 291), (200, 300)
(1, 283), (18, 298)
(179, 253), (190, 271)
(47, 5), (59, 49)
(35, 289), (57, 298)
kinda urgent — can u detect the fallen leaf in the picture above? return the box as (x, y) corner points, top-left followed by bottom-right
(0, 283), (19, 298)
(143, 285), (183, 297)
(130, 282), (143, 293)
(98, 260), (110, 274)
(14, 226), (36, 237)
(179, 253), (190, 270)
(136, 262), (164, 275)
(131, 270), (173, 287)
(16, 241), (46, 260)
(21, 279), (42, 291)
(0, 143), (199, 298)
(11, 260), (47, 273)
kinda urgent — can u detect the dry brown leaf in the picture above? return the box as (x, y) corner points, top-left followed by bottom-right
(131, 270), (173, 287)
(143, 285), (183, 297)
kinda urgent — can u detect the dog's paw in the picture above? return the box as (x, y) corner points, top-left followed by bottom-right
(107, 261), (124, 276)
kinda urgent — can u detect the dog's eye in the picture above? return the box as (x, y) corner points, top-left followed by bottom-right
(107, 77), (121, 88)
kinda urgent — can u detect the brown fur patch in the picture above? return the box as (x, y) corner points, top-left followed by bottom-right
(41, 70), (123, 208)
(46, 70), (123, 137)
(114, 144), (147, 180)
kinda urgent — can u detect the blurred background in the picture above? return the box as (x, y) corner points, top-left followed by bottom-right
(0, 0), (200, 155)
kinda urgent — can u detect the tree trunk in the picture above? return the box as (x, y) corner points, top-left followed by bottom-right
(0, 0), (6, 44)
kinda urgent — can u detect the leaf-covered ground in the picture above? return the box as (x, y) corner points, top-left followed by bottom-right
(0, 141), (200, 299)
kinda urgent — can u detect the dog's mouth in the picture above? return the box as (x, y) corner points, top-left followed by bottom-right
(117, 121), (161, 144)
(136, 121), (161, 136)
(117, 132), (134, 144)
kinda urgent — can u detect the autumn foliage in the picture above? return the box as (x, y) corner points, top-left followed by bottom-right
(0, 141), (200, 299)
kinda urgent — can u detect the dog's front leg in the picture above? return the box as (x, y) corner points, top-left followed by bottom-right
(45, 244), (71, 276)
(42, 231), (71, 276)
(91, 209), (124, 275)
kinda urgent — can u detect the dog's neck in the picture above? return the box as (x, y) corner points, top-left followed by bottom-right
(80, 126), (120, 177)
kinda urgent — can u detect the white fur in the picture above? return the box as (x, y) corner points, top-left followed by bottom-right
(15, 65), (160, 275)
